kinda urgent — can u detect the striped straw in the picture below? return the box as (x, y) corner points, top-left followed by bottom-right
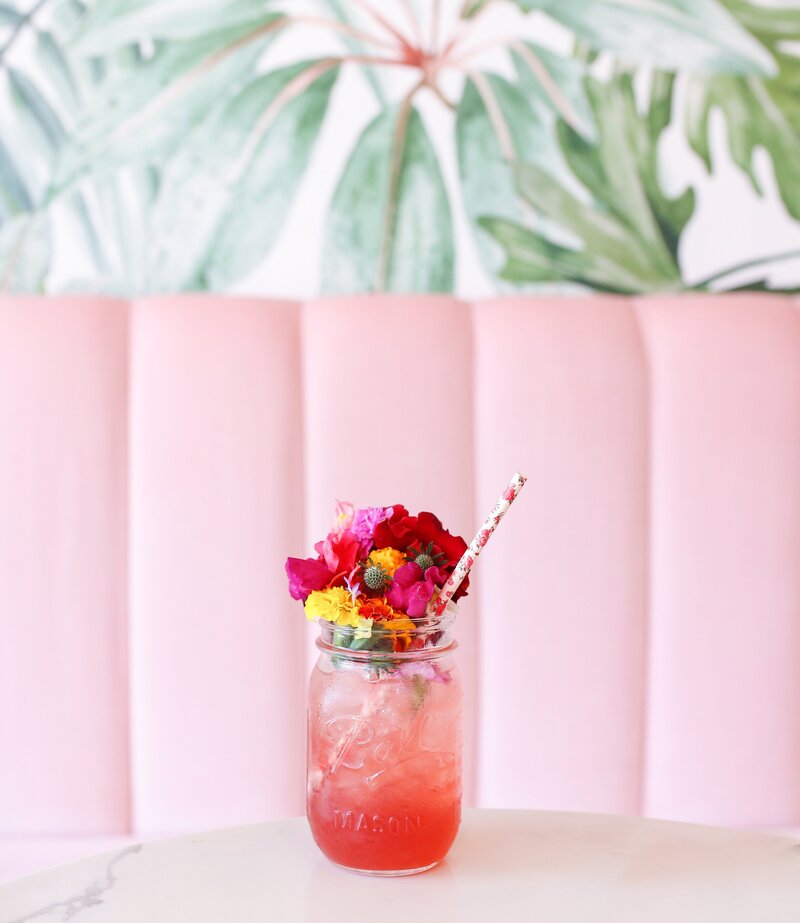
(428, 471), (527, 616)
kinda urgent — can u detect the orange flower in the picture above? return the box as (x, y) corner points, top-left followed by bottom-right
(378, 616), (416, 653)
(358, 598), (397, 622)
(357, 599), (415, 652)
(368, 547), (406, 577)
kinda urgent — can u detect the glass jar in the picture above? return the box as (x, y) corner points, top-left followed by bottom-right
(306, 612), (463, 876)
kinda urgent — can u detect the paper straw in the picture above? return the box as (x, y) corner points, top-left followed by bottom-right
(429, 471), (527, 617)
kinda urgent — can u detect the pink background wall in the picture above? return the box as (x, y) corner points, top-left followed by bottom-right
(1, 294), (800, 880)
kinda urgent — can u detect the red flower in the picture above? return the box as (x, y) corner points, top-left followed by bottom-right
(355, 505), (470, 602)
(356, 503), (469, 609)
(287, 503), (473, 610)
(285, 529), (362, 602)
(414, 512), (467, 566)
(412, 512), (470, 601)
(373, 504), (419, 551)
(314, 529), (361, 577)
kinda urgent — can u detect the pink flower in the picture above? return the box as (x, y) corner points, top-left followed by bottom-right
(351, 506), (392, 551)
(314, 529), (361, 576)
(398, 661), (451, 683)
(285, 556), (332, 601)
(285, 527), (362, 602)
(386, 562), (446, 618)
(332, 500), (354, 534)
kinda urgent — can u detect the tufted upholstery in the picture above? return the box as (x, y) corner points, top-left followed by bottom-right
(1, 294), (799, 881)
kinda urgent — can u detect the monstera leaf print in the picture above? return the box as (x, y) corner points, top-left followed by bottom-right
(456, 44), (600, 283)
(0, 0), (103, 290)
(71, 0), (283, 50)
(686, 0), (800, 222)
(512, 0), (774, 73)
(480, 74), (694, 292)
(147, 59), (339, 289)
(65, 15), (285, 177)
(323, 102), (454, 293)
(1, 0), (799, 294)
(456, 71), (565, 282)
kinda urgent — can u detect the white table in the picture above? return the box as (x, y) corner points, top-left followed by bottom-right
(2, 810), (799, 922)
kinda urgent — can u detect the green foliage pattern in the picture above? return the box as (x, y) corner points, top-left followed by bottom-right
(0, 0), (799, 294)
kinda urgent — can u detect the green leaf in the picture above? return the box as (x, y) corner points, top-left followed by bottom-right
(0, 4), (22, 28)
(0, 3), (88, 290)
(640, 73), (696, 259)
(460, 0), (491, 18)
(480, 75), (693, 292)
(72, 0), (279, 53)
(203, 63), (339, 288)
(95, 165), (160, 293)
(321, 0), (385, 104)
(147, 59), (339, 290)
(686, 1), (800, 221)
(322, 103), (454, 293)
(52, 0), (88, 34)
(456, 72), (568, 281)
(333, 627), (353, 649)
(510, 41), (596, 140)
(63, 16), (284, 181)
(560, 74), (690, 266)
(70, 191), (108, 273)
(515, 0), (774, 75)
(8, 68), (67, 154)
(5, 67), (66, 205)
(0, 213), (51, 292)
(477, 217), (597, 287)
(35, 30), (80, 111)
(0, 137), (33, 217)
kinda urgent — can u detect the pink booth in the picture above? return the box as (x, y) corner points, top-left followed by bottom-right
(1, 293), (799, 881)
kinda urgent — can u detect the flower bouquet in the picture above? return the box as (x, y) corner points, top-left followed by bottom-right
(287, 476), (525, 876)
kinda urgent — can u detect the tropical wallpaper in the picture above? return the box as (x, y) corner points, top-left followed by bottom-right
(1, 0), (799, 296)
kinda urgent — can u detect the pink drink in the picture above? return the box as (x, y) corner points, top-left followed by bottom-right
(307, 636), (462, 876)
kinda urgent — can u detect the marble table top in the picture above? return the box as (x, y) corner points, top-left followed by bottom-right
(2, 809), (800, 922)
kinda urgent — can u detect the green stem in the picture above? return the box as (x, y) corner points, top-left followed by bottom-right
(0, 0), (50, 63)
(693, 249), (800, 290)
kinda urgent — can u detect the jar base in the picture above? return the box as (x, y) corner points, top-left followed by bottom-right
(335, 861), (439, 878)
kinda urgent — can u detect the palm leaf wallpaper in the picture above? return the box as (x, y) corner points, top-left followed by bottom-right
(1, 0), (799, 295)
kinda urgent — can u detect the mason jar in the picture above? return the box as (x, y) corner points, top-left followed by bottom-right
(306, 612), (463, 876)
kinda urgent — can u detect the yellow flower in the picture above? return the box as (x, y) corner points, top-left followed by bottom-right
(354, 617), (374, 641)
(304, 587), (359, 627)
(370, 547), (406, 577)
(337, 609), (360, 628)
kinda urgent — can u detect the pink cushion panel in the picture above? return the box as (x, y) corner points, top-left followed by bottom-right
(302, 295), (479, 802)
(5, 292), (800, 870)
(638, 294), (800, 827)
(130, 297), (306, 833)
(0, 296), (130, 835)
(472, 297), (648, 813)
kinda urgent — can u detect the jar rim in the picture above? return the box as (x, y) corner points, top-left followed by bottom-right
(315, 606), (458, 659)
(315, 635), (457, 661)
